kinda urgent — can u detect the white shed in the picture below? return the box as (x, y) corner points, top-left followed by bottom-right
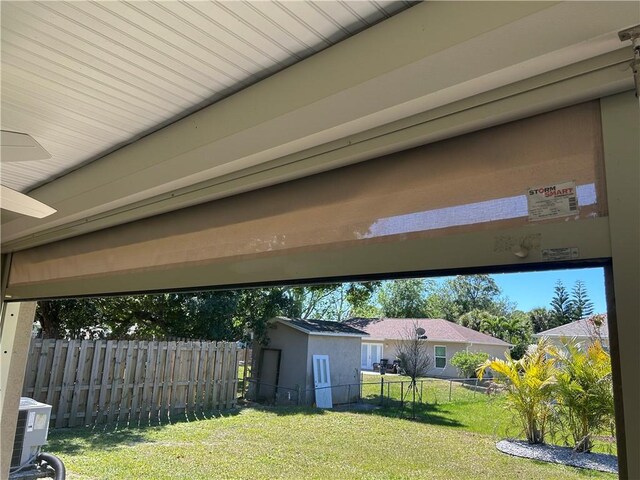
(250, 317), (367, 406)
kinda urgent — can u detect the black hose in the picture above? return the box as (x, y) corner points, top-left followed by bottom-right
(36, 452), (66, 480)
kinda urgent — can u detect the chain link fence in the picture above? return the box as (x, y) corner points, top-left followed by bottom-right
(243, 375), (501, 409)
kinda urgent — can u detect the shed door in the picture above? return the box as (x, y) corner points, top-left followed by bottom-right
(312, 355), (332, 408)
(257, 348), (281, 403)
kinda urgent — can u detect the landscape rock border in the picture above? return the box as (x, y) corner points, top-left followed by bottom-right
(496, 439), (618, 474)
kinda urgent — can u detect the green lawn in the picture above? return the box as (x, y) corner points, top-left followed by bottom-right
(360, 373), (483, 405)
(360, 373), (616, 455)
(47, 404), (615, 479)
(45, 372), (615, 479)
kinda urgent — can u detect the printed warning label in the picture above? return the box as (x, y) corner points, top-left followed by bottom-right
(27, 411), (35, 432)
(542, 247), (579, 261)
(527, 181), (578, 221)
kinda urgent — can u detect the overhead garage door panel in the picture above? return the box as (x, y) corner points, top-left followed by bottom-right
(7, 101), (607, 298)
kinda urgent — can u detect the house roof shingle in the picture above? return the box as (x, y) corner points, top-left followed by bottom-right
(533, 315), (609, 339)
(344, 317), (511, 346)
(275, 317), (368, 337)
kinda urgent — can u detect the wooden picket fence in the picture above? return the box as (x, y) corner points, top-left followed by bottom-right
(21, 339), (239, 429)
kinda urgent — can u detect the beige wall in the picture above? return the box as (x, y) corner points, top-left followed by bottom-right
(252, 324), (363, 405)
(306, 335), (362, 405)
(0, 302), (36, 479)
(251, 323), (309, 403)
(378, 340), (508, 379)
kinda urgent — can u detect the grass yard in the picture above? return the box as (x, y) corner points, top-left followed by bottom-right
(360, 373), (616, 455)
(360, 373), (482, 404)
(48, 404), (615, 480)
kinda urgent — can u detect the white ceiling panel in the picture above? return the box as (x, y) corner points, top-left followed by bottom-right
(1, 0), (414, 192)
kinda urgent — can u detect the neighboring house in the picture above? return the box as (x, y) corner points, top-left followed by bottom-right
(533, 315), (609, 351)
(250, 317), (368, 406)
(345, 318), (511, 378)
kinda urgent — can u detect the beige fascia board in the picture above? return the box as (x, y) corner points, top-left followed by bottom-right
(2, 1), (635, 246)
(4, 216), (612, 301)
(1, 50), (632, 253)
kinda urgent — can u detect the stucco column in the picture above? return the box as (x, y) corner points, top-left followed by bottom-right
(601, 91), (640, 480)
(0, 301), (36, 478)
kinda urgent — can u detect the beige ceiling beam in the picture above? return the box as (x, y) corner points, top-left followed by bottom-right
(4, 219), (612, 301)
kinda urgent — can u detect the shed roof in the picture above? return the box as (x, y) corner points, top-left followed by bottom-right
(344, 317), (511, 346)
(274, 317), (368, 337)
(533, 315), (609, 339)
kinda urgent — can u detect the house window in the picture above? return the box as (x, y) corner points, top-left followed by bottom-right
(435, 346), (446, 368)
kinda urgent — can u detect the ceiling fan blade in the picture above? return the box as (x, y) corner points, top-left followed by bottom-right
(0, 185), (56, 218)
(1, 131), (51, 162)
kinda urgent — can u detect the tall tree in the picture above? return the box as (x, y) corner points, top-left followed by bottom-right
(236, 287), (297, 344)
(550, 280), (572, 328)
(36, 299), (99, 339)
(425, 285), (461, 321)
(93, 294), (186, 339)
(36, 288), (298, 343)
(456, 309), (532, 359)
(448, 274), (501, 315)
(569, 280), (594, 321)
(528, 307), (554, 333)
(181, 291), (243, 340)
(457, 309), (495, 331)
(285, 282), (380, 321)
(478, 315), (511, 339)
(286, 284), (339, 320)
(502, 310), (533, 359)
(36, 300), (65, 339)
(344, 282), (380, 319)
(378, 279), (432, 318)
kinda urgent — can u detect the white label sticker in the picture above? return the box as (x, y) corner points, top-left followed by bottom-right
(27, 411), (36, 432)
(542, 247), (579, 261)
(527, 181), (578, 221)
(34, 413), (48, 430)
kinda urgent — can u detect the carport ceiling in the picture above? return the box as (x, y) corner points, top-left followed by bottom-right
(0, 0), (414, 192)
(0, 2), (636, 252)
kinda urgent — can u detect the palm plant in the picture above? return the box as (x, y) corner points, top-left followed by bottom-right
(477, 339), (557, 444)
(554, 339), (614, 452)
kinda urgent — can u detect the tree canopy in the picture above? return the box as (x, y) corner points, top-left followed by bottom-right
(34, 274), (599, 354)
(377, 279), (431, 318)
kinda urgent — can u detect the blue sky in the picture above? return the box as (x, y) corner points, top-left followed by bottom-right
(434, 267), (607, 314)
(491, 268), (606, 313)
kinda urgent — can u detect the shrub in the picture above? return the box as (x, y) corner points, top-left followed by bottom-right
(450, 351), (489, 378)
(554, 339), (614, 452)
(478, 339), (557, 444)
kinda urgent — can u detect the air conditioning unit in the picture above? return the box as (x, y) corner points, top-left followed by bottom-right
(11, 398), (51, 469)
(9, 397), (65, 479)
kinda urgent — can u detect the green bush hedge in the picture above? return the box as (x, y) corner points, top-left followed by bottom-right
(450, 351), (489, 378)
